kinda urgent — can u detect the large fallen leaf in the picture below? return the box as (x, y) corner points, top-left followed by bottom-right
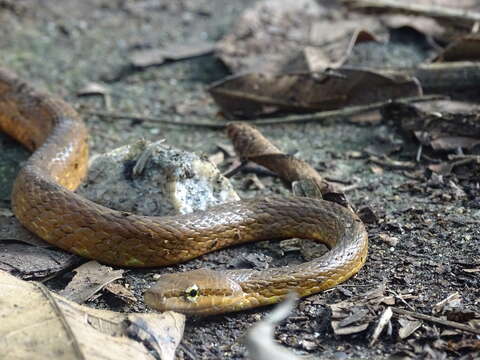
(209, 69), (421, 118)
(216, 0), (385, 73)
(0, 270), (185, 360)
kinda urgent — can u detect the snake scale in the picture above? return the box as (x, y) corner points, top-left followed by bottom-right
(0, 67), (368, 315)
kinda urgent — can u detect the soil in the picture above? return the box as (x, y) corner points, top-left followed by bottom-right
(0, 1), (478, 359)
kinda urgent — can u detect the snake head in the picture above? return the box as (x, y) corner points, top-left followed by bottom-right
(144, 268), (246, 316)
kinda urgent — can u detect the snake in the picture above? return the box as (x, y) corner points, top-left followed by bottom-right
(0, 67), (368, 315)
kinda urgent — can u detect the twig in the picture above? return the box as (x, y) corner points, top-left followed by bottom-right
(392, 307), (480, 335)
(84, 94), (444, 128)
(248, 95), (445, 126)
(343, 0), (480, 26)
(381, 62), (480, 91)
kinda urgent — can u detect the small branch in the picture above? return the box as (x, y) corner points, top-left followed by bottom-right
(392, 307), (480, 335)
(84, 94), (444, 129)
(381, 62), (480, 92)
(248, 95), (445, 126)
(343, 0), (480, 27)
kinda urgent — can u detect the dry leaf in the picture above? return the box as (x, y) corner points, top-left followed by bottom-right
(382, 102), (480, 151)
(227, 122), (335, 194)
(0, 270), (184, 360)
(0, 242), (79, 279)
(104, 282), (137, 305)
(398, 318), (422, 339)
(210, 69), (421, 119)
(216, 0), (385, 73)
(60, 261), (124, 303)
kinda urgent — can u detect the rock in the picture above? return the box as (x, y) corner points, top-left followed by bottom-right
(77, 139), (239, 216)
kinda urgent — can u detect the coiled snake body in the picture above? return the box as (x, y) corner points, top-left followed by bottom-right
(0, 68), (368, 315)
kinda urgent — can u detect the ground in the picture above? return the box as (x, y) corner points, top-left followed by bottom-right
(0, 1), (478, 359)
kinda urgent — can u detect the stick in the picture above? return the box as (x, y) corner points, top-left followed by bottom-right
(343, 0), (480, 26)
(392, 307), (480, 335)
(248, 95), (444, 126)
(84, 95), (444, 128)
(381, 62), (480, 92)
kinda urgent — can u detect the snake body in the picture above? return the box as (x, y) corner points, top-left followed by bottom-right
(0, 68), (368, 315)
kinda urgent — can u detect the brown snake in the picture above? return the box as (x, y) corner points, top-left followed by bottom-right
(0, 68), (368, 315)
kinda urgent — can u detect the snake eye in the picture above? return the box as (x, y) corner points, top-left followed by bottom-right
(185, 284), (200, 302)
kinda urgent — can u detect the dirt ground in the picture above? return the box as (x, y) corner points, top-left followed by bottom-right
(0, 1), (479, 359)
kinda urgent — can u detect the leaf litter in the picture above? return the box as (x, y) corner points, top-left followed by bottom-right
(1, 0), (480, 359)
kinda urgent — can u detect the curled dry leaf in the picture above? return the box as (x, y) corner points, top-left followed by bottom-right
(0, 270), (185, 360)
(209, 69), (421, 119)
(226, 122), (335, 194)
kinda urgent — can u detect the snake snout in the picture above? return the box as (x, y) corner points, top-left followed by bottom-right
(144, 268), (245, 315)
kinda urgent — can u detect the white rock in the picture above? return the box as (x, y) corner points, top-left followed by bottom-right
(77, 139), (239, 216)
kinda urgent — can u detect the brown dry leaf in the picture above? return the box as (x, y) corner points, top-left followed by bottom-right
(0, 237), (79, 279)
(226, 122), (335, 194)
(344, 0), (480, 29)
(330, 285), (395, 336)
(382, 102), (480, 151)
(210, 69), (421, 119)
(60, 261), (124, 303)
(427, 158), (477, 175)
(299, 29), (381, 71)
(104, 282), (136, 305)
(216, 0), (329, 73)
(445, 339), (480, 352)
(0, 270), (185, 360)
(216, 0), (399, 74)
(130, 41), (214, 68)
